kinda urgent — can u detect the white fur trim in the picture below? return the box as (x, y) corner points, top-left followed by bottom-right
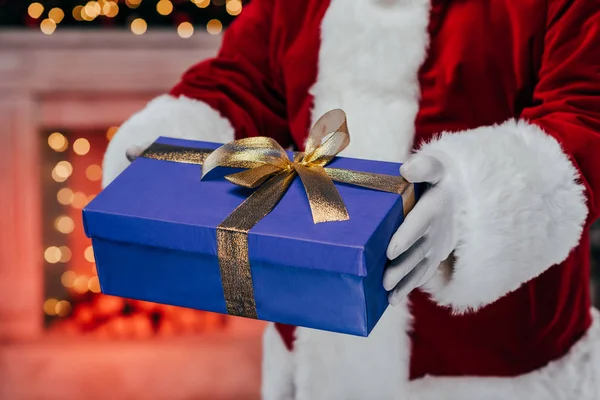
(278, 1), (431, 398)
(261, 323), (296, 400)
(419, 120), (588, 312)
(284, 307), (600, 400)
(309, 0), (431, 163)
(293, 302), (412, 400)
(102, 94), (234, 188)
(409, 309), (600, 400)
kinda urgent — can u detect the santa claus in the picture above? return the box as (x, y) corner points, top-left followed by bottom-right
(102, 0), (600, 399)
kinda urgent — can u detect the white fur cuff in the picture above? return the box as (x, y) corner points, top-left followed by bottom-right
(102, 94), (234, 188)
(419, 120), (588, 312)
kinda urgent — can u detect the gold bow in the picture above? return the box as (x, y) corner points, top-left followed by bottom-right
(141, 109), (415, 319)
(202, 109), (412, 224)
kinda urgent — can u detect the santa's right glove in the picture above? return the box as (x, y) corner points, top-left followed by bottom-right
(384, 153), (462, 305)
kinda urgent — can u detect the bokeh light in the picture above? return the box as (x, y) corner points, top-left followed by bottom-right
(106, 126), (119, 140)
(71, 192), (88, 209)
(59, 246), (72, 263)
(73, 138), (90, 155)
(72, 5), (84, 21)
(74, 276), (90, 294)
(104, 1), (119, 18)
(85, 164), (102, 181)
(55, 216), (75, 234)
(48, 132), (68, 152)
(177, 22), (194, 38)
(52, 161), (73, 183)
(61, 271), (77, 288)
(44, 246), (62, 264)
(84, 1), (101, 20)
(131, 18), (147, 35)
(81, 5), (93, 21)
(126, 0), (142, 9)
(206, 19), (223, 35)
(55, 300), (72, 317)
(84, 246), (95, 263)
(193, 0), (210, 8)
(88, 276), (102, 293)
(49, 8), (65, 24)
(226, 0), (242, 16)
(157, 0), (173, 16)
(40, 19), (57, 35)
(57, 187), (74, 205)
(28, 3), (44, 19)
(44, 298), (58, 315)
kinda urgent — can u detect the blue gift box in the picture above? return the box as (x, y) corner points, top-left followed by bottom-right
(83, 137), (418, 336)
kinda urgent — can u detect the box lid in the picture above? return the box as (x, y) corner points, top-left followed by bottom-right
(83, 137), (407, 277)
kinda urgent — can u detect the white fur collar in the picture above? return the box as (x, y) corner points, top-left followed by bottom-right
(309, 0), (431, 163)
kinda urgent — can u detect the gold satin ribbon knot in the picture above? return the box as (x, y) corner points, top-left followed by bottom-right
(198, 109), (415, 318)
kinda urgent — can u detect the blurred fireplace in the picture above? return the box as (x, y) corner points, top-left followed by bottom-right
(0, 30), (264, 400)
(42, 126), (230, 339)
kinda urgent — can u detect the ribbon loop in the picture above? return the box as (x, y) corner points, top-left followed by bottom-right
(304, 109), (350, 161)
(202, 136), (290, 179)
(302, 130), (350, 167)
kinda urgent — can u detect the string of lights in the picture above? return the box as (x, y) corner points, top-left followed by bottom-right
(0, 0), (244, 37)
(44, 130), (107, 322)
(43, 127), (224, 337)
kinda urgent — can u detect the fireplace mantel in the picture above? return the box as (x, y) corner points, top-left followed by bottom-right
(0, 29), (222, 339)
(0, 30), (222, 127)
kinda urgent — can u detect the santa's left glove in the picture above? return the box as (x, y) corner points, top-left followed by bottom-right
(384, 153), (463, 305)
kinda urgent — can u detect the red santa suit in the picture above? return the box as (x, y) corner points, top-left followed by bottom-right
(102, 0), (600, 399)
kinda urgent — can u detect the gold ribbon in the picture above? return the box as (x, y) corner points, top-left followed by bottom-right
(142, 109), (415, 319)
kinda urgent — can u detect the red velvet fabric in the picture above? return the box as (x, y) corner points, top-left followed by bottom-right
(170, 0), (600, 379)
(274, 323), (296, 352)
(409, 0), (599, 378)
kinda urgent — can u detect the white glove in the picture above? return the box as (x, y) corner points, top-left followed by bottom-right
(125, 146), (146, 162)
(384, 154), (459, 305)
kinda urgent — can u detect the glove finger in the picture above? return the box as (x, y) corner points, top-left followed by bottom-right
(383, 237), (428, 291)
(417, 259), (439, 287)
(388, 258), (431, 306)
(386, 191), (439, 259)
(400, 155), (444, 184)
(126, 146), (146, 162)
